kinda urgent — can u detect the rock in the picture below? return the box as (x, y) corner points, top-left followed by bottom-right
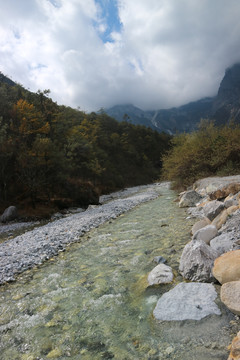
(209, 183), (240, 200)
(153, 282), (221, 321)
(211, 209), (228, 230)
(179, 190), (202, 208)
(228, 331), (240, 360)
(221, 281), (240, 316)
(225, 198), (239, 209)
(193, 225), (218, 244)
(179, 240), (219, 282)
(191, 217), (211, 235)
(203, 200), (225, 221)
(0, 206), (18, 223)
(212, 250), (240, 284)
(227, 205), (239, 216)
(193, 175), (240, 196)
(153, 256), (167, 264)
(220, 209), (240, 233)
(210, 232), (240, 255)
(147, 264), (173, 285)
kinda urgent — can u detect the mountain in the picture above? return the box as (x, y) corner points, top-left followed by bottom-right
(105, 63), (240, 133)
(0, 72), (16, 87)
(212, 63), (240, 125)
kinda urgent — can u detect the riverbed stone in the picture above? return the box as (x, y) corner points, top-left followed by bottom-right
(212, 250), (240, 284)
(228, 331), (240, 360)
(179, 190), (202, 208)
(203, 200), (225, 221)
(191, 217), (211, 235)
(193, 225), (218, 244)
(147, 264), (173, 285)
(0, 206), (18, 223)
(153, 256), (167, 264)
(221, 281), (240, 315)
(210, 232), (240, 255)
(179, 240), (218, 282)
(153, 282), (221, 321)
(211, 209), (228, 230)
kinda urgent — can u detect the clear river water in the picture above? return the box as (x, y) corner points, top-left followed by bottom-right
(0, 185), (238, 360)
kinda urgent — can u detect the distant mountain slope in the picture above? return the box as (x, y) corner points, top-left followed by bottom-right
(0, 72), (16, 86)
(106, 63), (240, 133)
(105, 98), (214, 134)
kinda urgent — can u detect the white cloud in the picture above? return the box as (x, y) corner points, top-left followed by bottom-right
(0, 0), (240, 111)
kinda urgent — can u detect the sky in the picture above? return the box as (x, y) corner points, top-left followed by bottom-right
(1, 0), (240, 112)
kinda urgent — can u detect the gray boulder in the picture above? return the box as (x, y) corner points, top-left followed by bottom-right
(191, 217), (211, 235)
(193, 225), (218, 244)
(179, 190), (202, 208)
(0, 206), (18, 223)
(210, 232), (240, 256)
(148, 264), (173, 286)
(203, 200), (225, 221)
(179, 240), (219, 282)
(153, 282), (221, 321)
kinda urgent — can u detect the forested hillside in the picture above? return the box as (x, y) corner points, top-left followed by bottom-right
(0, 75), (171, 217)
(162, 120), (240, 189)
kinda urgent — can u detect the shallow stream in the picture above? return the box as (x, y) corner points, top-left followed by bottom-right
(0, 185), (238, 359)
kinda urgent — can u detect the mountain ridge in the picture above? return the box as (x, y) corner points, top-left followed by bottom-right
(105, 63), (240, 133)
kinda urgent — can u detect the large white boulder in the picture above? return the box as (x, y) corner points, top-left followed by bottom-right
(153, 282), (221, 321)
(179, 240), (218, 282)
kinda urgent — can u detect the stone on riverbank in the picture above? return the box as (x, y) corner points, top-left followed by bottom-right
(0, 206), (18, 223)
(179, 240), (218, 282)
(210, 232), (240, 256)
(221, 281), (240, 316)
(153, 282), (221, 321)
(212, 250), (240, 284)
(179, 190), (202, 208)
(147, 264), (173, 285)
(191, 217), (211, 235)
(203, 200), (225, 221)
(193, 224), (218, 244)
(211, 209), (228, 230)
(228, 331), (240, 360)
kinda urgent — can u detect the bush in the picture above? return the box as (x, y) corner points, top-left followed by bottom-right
(162, 120), (240, 189)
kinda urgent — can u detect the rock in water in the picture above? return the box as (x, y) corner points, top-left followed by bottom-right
(153, 282), (221, 321)
(147, 264), (173, 285)
(179, 240), (218, 282)
(213, 250), (240, 284)
(221, 281), (240, 316)
(179, 190), (202, 208)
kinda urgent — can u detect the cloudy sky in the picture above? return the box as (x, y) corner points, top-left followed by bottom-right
(1, 0), (240, 112)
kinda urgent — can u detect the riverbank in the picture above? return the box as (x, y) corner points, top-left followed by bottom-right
(0, 183), (164, 285)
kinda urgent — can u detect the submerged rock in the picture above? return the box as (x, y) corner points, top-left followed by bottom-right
(153, 282), (221, 321)
(179, 240), (218, 282)
(153, 256), (167, 264)
(147, 264), (173, 285)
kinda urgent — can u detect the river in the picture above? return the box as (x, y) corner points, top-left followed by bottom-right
(0, 184), (238, 359)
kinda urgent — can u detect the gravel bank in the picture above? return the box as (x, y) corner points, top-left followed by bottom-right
(0, 183), (165, 285)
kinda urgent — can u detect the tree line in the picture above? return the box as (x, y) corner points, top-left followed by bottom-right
(0, 78), (171, 215)
(162, 120), (240, 189)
